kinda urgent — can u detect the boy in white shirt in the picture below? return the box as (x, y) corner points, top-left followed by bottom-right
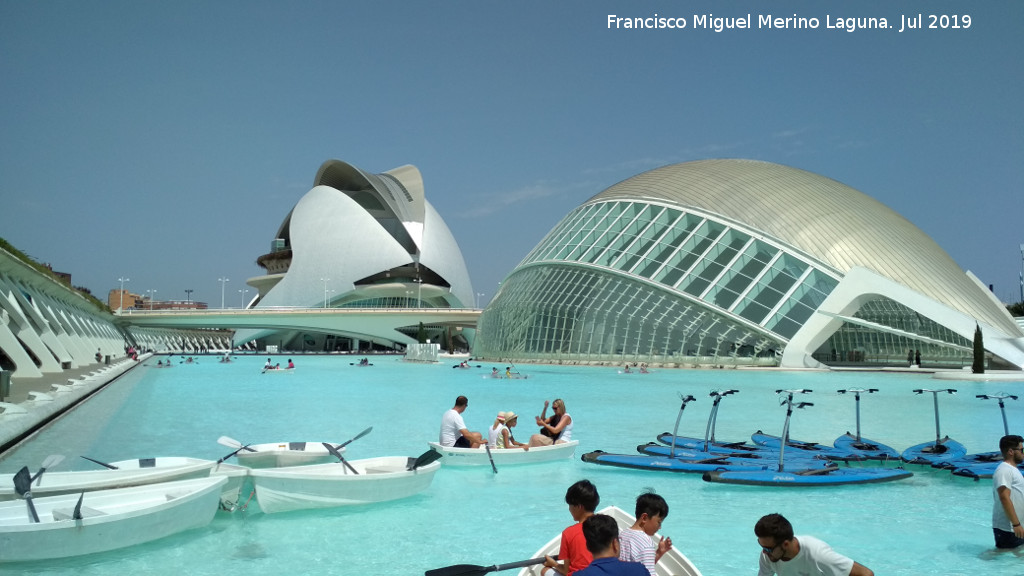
(618, 492), (672, 576)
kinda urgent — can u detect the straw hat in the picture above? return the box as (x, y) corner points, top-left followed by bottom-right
(496, 411), (507, 422)
(503, 411), (518, 423)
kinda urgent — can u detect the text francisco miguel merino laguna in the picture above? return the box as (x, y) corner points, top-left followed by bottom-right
(607, 13), (972, 33)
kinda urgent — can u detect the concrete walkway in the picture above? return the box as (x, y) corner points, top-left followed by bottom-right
(0, 354), (150, 454)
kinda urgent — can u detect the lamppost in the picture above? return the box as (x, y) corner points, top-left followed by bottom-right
(1019, 243), (1023, 303)
(476, 292), (485, 309)
(218, 277), (229, 309)
(117, 276), (130, 311)
(146, 289), (157, 310)
(414, 278), (423, 308)
(320, 278), (330, 308)
(184, 289), (193, 304)
(239, 288), (249, 309)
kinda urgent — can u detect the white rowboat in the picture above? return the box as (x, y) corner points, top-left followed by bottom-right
(427, 441), (579, 466)
(517, 505), (703, 576)
(249, 455), (440, 514)
(0, 476), (227, 562)
(232, 441), (346, 468)
(0, 457), (218, 502)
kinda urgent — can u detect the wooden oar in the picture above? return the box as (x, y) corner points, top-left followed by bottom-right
(13, 467), (39, 523)
(333, 426), (373, 451)
(217, 436), (259, 452)
(322, 442), (359, 475)
(81, 455), (119, 469)
(485, 444), (497, 474)
(30, 454), (65, 484)
(408, 449), (443, 471)
(425, 555), (556, 576)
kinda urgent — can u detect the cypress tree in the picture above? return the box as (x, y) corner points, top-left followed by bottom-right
(972, 323), (985, 374)
(417, 322), (426, 344)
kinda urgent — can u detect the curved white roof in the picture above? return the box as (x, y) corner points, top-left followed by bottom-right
(590, 159), (1020, 336)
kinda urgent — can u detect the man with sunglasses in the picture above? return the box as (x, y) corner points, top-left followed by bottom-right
(754, 513), (873, 576)
(993, 434), (1024, 548)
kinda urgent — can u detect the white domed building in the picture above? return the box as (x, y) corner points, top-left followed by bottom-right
(474, 159), (1024, 369)
(236, 160), (474, 352)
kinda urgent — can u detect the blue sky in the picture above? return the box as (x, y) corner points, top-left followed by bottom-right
(2, 1), (1022, 308)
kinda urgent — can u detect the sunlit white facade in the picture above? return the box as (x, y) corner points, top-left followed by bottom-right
(474, 159), (1024, 369)
(235, 160), (475, 351)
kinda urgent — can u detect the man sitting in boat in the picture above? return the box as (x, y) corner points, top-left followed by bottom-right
(264, 358), (273, 369)
(439, 395), (486, 448)
(491, 367), (501, 378)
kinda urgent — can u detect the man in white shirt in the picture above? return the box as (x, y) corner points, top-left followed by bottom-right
(755, 513), (873, 576)
(439, 395), (485, 448)
(993, 434), (1024, 548)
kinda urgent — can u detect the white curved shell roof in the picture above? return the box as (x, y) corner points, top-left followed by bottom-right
(590, 159), (1019, 335)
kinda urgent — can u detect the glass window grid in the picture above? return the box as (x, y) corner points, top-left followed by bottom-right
(554, 203), (616, 262)
(530, 204), (596, 263)
(584, 203), (646, 265)
(475, 265), (787, 363)
(610, 206), (672, 273)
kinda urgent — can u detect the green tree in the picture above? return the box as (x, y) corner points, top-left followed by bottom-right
(1008, 301), (1024, 317)
(972, 323), (985, 374)
(417, 322), (426, 344)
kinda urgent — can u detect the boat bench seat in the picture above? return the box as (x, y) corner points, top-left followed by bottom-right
(364, 467), (397, 474)
(53, 505), (106, 521)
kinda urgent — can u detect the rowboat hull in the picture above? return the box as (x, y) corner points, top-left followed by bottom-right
(517, 505), (703, 576)
(0, 476), (226, 562)
(249, 456), (440, 514)
(235, 441), (345, 468)
(702, 466), (913, 486)
(427, 441), (578, 466)
(0, 457), (218, 501)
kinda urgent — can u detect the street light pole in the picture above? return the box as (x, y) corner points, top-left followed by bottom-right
(415, 278), (423, 308)
(476, 292), (485, 309)
(320, 278), (330, 309)
(239, 288), (249, 309)
(218, 277), (229, 309)
(146, 289), (157, 310)
(184, 289), (193, 304)
(117, 276), (130, 311)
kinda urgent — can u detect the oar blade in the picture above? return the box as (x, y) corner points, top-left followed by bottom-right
(73, 492), (85, 520)
(425, 563), (487, 576)
(13, 467), (40, 523)
(409, 449), (443, 471)
(425, 556), (552, 576)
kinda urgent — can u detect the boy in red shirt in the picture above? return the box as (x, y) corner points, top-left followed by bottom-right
(543, 479), (600, 575)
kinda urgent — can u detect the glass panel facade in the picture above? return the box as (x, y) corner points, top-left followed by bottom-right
(475, 265), (785, 363)
(813, 298), (974, 366)
(478, 199), (855, 364)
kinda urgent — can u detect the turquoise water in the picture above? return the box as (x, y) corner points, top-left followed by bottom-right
(1, 356), (1021, 575)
